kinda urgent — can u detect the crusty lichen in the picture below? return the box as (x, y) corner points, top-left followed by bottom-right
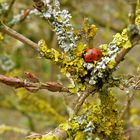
(113, 29), (132, 49)
(37, 0), (136, 93)
(83, 18), (97, 40)
(38, 39), (65, 63)
(26, 89), (124, 140)
(39, 40), (88, 93)
(85, 27), (133, 86)
(26, 1), (140, 140)
(40, 0), (77, 55)
(59, 89), (124, 140)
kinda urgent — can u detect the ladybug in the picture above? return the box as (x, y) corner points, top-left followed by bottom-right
(84, 48), (102, 63)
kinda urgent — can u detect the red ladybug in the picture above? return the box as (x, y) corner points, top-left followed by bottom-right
(84, 48), (102, 63)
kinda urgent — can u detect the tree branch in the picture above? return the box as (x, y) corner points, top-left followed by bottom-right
(115, 1), (138, 65)
(0, 74), (69, 93)
(0, 24), (38, 51)
(119, 91), (134, 120)
(26, 128), (67, 140)
(74, 86), (96, 115)
(4, 0), (16, 18)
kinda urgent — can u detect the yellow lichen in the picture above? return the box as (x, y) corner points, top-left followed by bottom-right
(39, 39), (65, 63)
(114, 33), (123, 46)
(68, 83), (86, 94)
(114, 29), (132, 49)
(74, 131), (85, 140)
(101, 44), (108, 56)
(73, 43), (87, 57)
(0, 32), (4, 42)
(84, 19), (97, 39)
(41, 135), (59, 140)
(59, 89), (124, 139)
(123, 40), (132, 49)
(108, 59), (117, 69)
(39, 39), (48, 53)
(87, 24), (97, 38)
(61, 58), (87, 77)
(135, 15), (140, 26)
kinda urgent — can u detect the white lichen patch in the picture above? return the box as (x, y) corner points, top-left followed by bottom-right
(42, 0), (76, 55)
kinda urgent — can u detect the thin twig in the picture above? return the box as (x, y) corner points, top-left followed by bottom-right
(120, 75), (140, 90)
(74, 86), (96, 115)
(115, 0), (139, 66)
(21, 112), (35, 131)
(7, 7), (34, 26)
(128, 0), (137, 24)
(4, 0), (16, 18)
(0, 74), (69, 93)
(20, 8), (33, 22)
(119, 92), (134, 119)
(74, 91), (90, 115)
(26, 127), (67, 140)
(0, 24), (38, 51)
(50, 33), (57, 81)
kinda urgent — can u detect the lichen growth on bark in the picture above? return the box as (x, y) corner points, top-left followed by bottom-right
(36, 0), (139, 94)
(59, 88), (124, 140)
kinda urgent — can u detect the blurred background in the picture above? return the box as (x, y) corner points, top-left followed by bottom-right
(0, 0), (140, 139)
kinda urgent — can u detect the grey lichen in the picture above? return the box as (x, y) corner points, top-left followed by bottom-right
(42, 0), (76, 55)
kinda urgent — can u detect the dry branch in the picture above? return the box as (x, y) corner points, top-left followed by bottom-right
(26, 128), (67, 140)
(74, 86), (97, 115)
(0, 74), (69, 93)
(0, 24), (38, 50)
